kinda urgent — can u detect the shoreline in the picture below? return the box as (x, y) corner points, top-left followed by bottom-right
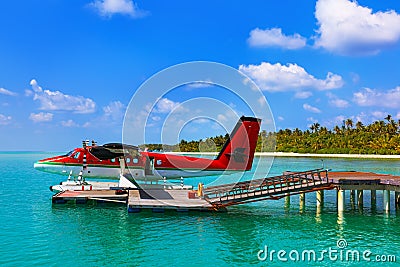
(173, 151), (400, 159)
(255, 152), (400, 159)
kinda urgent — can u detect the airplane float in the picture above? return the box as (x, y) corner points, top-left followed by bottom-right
(34, 116), (261, 190)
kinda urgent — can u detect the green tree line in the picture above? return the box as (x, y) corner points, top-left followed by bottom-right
(143, 115), (400, 155)
(275, 115), (400, 154)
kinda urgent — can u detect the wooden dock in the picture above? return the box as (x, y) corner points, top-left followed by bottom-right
(51, 169), (400, 213)
(127, 189), (215, 212)
(52, 190), (128, 204)
(329, 171), (400, 189)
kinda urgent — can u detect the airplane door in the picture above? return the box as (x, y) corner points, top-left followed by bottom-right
(145, 157), (154, 176)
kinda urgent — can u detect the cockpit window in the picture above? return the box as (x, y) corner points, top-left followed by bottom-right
(65, 150), (74, 157)
(73, 152), (81, 159)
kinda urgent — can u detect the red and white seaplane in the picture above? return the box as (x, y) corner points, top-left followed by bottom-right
(34, 116), (261, 191)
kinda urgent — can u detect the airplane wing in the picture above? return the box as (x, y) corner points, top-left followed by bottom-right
(89, 143), (140, 160)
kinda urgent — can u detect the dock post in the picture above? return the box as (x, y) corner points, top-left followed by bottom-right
(395, 192), (400, 210)
(316, 190), (323, 218)
(299, 193), (305, 211)
(284, 181), (290, 210)
(337, 189), (345, 213)
(357, 190), (364, 210)
(284, 195), (290, 208)
(383, 190), (391, 212)
(316, 190), (324, 208)
(371, 190), (377, 210)
(337, 189), (345, 228)
(350, 190), (356, 209)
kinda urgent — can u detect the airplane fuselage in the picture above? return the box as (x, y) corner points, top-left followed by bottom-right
(34, 116), (262, 181)
(34, 150), (230, 180)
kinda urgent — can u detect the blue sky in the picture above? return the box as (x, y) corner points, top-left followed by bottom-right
(1, 0), (400, 151)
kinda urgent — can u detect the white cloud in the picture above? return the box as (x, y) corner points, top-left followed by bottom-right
(82, 122), (91, 128)
(90, 0), (145, 18)
(0, 88), (17, 96)
(151, 116), (161, 122)
(103, 101), (126, 121)
(353, 87), (400, 108)
(354, 112), (368, 124)
(30, 79), (96, 114)
(217, 114), (227, 122)
(371, 111), (387, 120)
(327, 92), (349, 108)
(61, 119), (79, 127)
(216, 110), (238, 124)
(356, 111), (391, 124)
(155, 98), (181, 113)
(330, 98), (349, 108)
(29, 112), (53, 123)
(24, 89), (33, 97)
(325, 111), (396, 128)
(248, 28), (307, 50)
(303, 103), (322, 113)
(0, 114), (12, 125)
(257, 96), (267, 106)
(333, 115), (346, 125)
(294, 91), (313, 99)
(324, 113), (370, 128)
(314, 0), (400, 55)
(186, 80), (213, 89)
(192, 118), (210, 124)
(239, 62), (343, 92)
(350, 73), (360, 84)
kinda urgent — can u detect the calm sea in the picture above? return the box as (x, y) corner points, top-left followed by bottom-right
(0, 152), (399, 266)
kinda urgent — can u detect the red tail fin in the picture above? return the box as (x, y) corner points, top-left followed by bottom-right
(215, 116), (261, 171)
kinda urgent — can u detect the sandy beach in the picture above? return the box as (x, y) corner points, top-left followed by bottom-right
(255, 152), (400, 159)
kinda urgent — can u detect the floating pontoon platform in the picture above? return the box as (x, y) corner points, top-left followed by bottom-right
(52, 189), (128, 204)
(127, 189), (215, 212)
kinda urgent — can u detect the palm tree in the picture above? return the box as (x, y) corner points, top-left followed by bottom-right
(355, 121), (364, 131)
(293, 128), (302, 136)
(310, 122), (320, 133)
(345, 118), (354, 130)
(384, 114), (392, 123)
(398, 119), (400, 133)
(334, 125), (341, 135)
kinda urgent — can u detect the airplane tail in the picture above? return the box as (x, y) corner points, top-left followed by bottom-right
(214, 116), (261, 171)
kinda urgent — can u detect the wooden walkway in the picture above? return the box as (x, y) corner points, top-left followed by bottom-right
(203, 169), (334, 208)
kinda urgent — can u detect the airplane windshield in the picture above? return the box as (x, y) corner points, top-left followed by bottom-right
(65, 150), (74, 157)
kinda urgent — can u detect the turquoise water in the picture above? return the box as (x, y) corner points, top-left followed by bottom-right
(0, 152), (399, 266)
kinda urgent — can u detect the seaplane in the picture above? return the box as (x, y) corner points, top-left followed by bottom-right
(34, 116), (261, 192)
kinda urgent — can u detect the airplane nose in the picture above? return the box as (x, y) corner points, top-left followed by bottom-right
(34, 162), (44, 170)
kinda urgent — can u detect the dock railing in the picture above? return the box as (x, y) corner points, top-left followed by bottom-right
(203, 169), (332, 207)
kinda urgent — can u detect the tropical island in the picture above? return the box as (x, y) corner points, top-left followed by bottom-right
(142, 115), (400, 155)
